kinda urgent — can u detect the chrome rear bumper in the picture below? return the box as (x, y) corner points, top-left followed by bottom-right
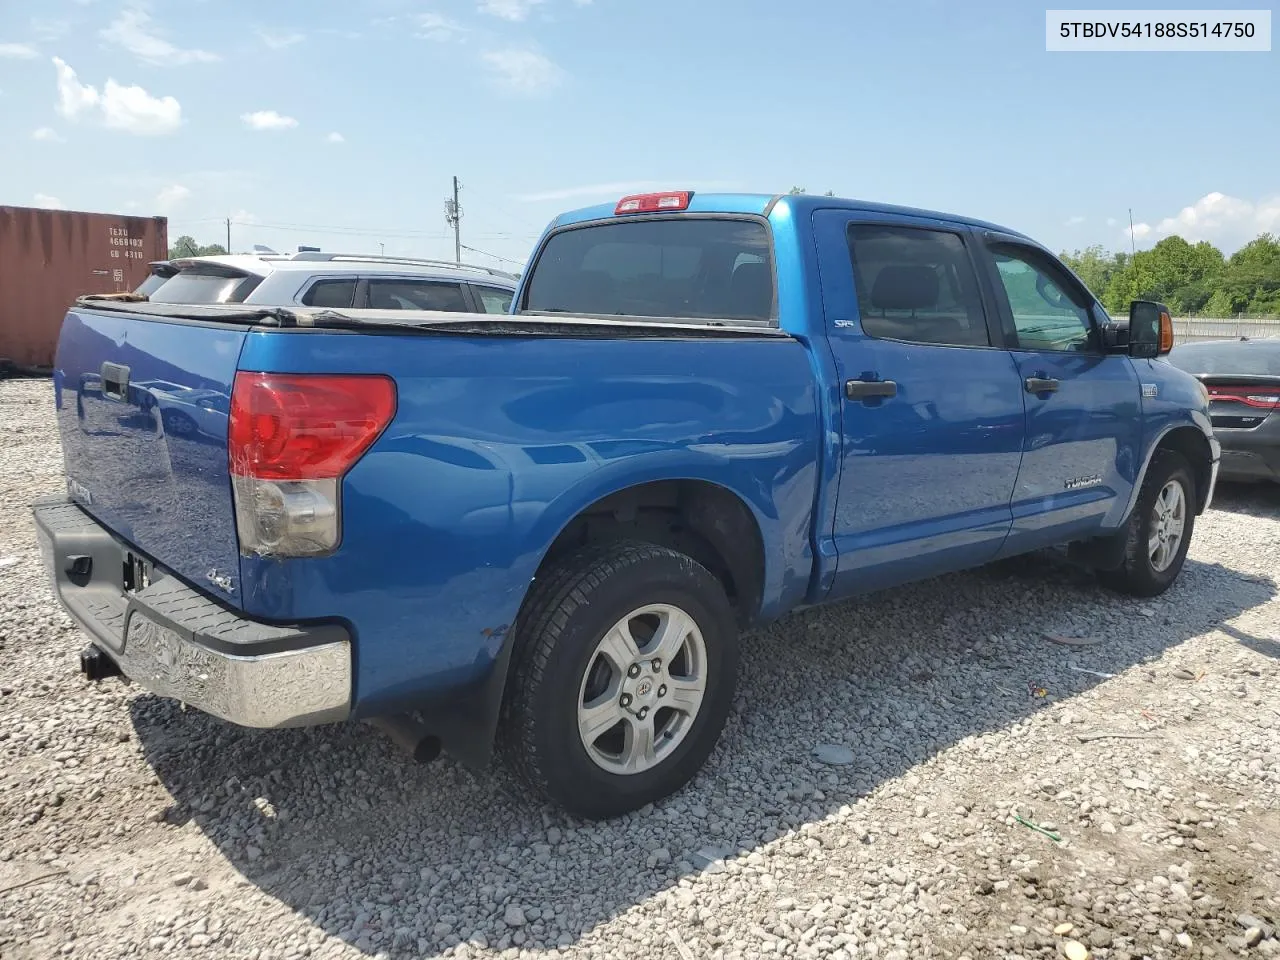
(33, 497), (351, 728)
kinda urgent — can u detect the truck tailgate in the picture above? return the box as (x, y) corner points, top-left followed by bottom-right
(53, 306), (247, 603)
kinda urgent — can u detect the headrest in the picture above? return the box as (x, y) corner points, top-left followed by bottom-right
(870, 264), (939, 311)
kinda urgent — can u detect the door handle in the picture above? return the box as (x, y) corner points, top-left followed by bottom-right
(1024, 377), (1059, 395)
(845, 379), (897, 400)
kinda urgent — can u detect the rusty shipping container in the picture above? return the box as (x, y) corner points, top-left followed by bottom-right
(0, 205), (168, 371)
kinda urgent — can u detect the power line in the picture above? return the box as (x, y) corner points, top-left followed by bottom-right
(460, 243), (526, 268)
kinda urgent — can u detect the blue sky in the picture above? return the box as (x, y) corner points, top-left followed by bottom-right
(1, 0), (1276, 268)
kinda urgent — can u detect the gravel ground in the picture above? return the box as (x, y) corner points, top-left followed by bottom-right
(1, 376), (1278, 960)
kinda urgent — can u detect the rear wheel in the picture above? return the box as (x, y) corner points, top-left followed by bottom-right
(1098, 451), (1196, 597)
(499, 541), (739, 819)
(161, 408), (197, 437)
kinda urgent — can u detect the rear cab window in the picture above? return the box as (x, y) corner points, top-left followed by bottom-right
(148, 263), (264, 305)
(522, 217), (775, 323)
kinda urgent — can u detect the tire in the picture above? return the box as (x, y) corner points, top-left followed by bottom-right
(499, 540), (740, 820)
(1097, 450), (1197, 597)
(162, 409), (197, 437)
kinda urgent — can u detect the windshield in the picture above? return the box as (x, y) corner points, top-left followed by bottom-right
(148, 265), (264, 305)
(523, 217), (774, 323)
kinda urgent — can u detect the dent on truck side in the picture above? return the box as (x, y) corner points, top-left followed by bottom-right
(235, 326), (822, 764)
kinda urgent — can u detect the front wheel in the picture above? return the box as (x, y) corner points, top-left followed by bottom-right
(499, 541), (739, 819)
(1098, 451), (1197, 597)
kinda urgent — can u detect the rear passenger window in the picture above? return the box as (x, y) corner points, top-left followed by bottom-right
(846, 225), (990, 347)
(475, 286), (514, 314)
(301, 279), (356, 308)
(366, 280), (468, 312)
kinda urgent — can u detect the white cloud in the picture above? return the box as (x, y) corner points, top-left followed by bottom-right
(481, 48), (563, 95)
(230, 209), (259, 225)
(33, 193), (64, 209)
(31, 18), (70, 42)
(53, 58), (99, 119)
(257, 29), (304, 50)
(242, 110), (298, 131)
(155, 184), (191, 213)
(417, 13), (467, 41)
(478, 0), (544, 21)
(53, 57), (182, 135)
(1126, 191), (1280, 250)
(517, 180), (740, 203)
(32, 126), (63, 142)
(1065, 215), (1085, 226)
(326, 131), (345, 143)
(101, 80), (183, 134)
(102, 8), (219, 66)
(0, 42), (39, 59)
(1106, 217), (1118, 227)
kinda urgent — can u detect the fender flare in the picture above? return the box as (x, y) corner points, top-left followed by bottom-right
(415, 465), (778, 773)
(1112, 416), (1219, 529)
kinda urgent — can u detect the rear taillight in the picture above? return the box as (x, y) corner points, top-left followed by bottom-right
(229, 373), (395, 557)
(1206, 385), (1280, 411)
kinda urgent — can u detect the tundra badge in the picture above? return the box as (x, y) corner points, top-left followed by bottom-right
(1064, 475), (1102, 491)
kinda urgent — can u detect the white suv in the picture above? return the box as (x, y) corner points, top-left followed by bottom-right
(137, 252), (518, 315)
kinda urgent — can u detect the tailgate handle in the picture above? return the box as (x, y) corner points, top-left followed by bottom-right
(101, 362), (130, 402)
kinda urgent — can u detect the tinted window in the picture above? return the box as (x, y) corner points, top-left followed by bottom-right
(991, 245), (1095, 352)
(524, 218), (774, 322)
(475, 285), (514, 314)
(301, 279), (357, 308)
(149, 266), (263, 305)
(846, 225), (989, 347)
(366, 280), (468, 312)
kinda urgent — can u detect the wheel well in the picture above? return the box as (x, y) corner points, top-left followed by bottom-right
(538, 480), (766, 629)
(1156, 427), (1213, 513)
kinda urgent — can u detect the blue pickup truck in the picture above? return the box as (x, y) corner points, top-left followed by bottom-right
(35, 191), (1219, 818)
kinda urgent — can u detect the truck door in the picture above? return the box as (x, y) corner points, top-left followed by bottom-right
(812, 210), (1027, 597)
(973, 233), (1142, 552)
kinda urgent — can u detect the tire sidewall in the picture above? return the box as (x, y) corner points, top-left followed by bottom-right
(529, 553), (738, 817)
(1132, 456), (1196, 591)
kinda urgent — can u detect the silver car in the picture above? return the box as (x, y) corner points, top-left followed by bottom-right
(138, 251), (518, 315)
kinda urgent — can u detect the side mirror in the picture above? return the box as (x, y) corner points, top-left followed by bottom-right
(1128, 300), (1174, 359)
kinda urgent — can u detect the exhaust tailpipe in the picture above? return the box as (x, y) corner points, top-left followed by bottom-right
(368, 714), (442, 764)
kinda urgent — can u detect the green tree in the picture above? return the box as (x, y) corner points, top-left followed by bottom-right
(1060, 244), (1121, 300)
(1103, 236), (1225, 315)
(1218, 234), (1280, 315)
(168, 236), (229, 259)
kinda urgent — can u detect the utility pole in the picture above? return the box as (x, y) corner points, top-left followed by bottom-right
(1128, 208), (1136, 258)
(444, 176), (462, 264)
(226, 217), (232, 254)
